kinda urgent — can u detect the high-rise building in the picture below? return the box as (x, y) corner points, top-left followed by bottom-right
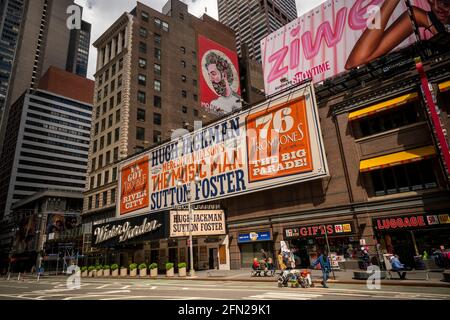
(0, 67), (94, 219)
(0, 0), (91, 148)
(82, 0), (237, 239)
(0, 0), (26, 121)
(218, 0), (298, 61)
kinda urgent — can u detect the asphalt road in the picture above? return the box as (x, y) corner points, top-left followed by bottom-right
(0, 277), (449, 301)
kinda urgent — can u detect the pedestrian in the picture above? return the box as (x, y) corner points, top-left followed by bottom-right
(277, 250), (286, 271)
(311, 250), (331, 288)
(390, 255), (407, 280)
(260, 249), (268, 262)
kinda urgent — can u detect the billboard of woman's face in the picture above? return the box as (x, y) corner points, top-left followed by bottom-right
(261, 0), (449, 95)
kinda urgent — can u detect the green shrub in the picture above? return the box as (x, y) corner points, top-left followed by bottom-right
(111, 264), (119, 271)
(95, 265), (103, 271)
(138, 263), (147, 270)
(129, 263), (138, 271)
(166, 262), (174, 270)
(149, 263), (158, 270)
(88, 266), (96, 272)
(103, 265), (110, 270)
(178, 262), (187, 269)
(81, 266), (88, 272)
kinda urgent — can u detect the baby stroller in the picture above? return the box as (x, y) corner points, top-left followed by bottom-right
(277, 269), (296, 287)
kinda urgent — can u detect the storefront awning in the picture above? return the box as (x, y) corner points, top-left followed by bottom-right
(439, 80), (450, 93)
(349, 93), (419, 121)
(360, 146), (436, 172)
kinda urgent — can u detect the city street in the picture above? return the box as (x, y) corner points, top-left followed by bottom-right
(0, 277), (449, 300)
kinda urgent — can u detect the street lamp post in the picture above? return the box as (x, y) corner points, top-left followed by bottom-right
(178, 175), (201, 278)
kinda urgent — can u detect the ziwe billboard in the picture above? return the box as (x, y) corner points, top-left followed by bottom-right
(261, 0), (449, 95)
(117, 83), (329, 218)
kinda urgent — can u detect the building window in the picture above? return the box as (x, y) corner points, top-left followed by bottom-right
(115, 128), (120, 142)
(154, 33), (161, 45)
(181, 75), (187, 82)
(116, 110), (121, 124)
(139, 42), (147, 54)
(98, 75), (103, 85)
(96, 106), (100, 119)
(119, 58), (123, 70)
(100, 136), (105, 149)
(139, 27), (148, 38)
(369, 159), (438, 197)
(109, 97), (114, 110)
(182, 106), (187, 114)
(139, 58), (147, 69)
(154, 96), (162, 108)
(194, 109), (199, 117)
(118, 74), (123, 87)
(104, 170), (109, 184)
(93, 140), (98, 153)
(97, 173), (102, 188)
(102, 102), (107, 114)
(162, 21), (169, 32)
(102, 191), (108, 206)
(111, 64), (116, 76)
(179, 13), (184, 20)
(138, 74), (147, 86)
(111, 188), (116, 203)
(137, 109), (146, 122)
(142, 11), (149, 22)
(193, 94), (198, 101)
(95, 194), (100, 208)
(154, 113), (162, 125)
(193, 79), (197, 87)
(154, 80), (161, 92)
(154, 18), (162, 28)
(91, 158), (96, 171)
(154, 64), (161, 76)
(181, 46), (186, 54)
(182, 90), (187, 98)
(117, 91), (122, 105)
(112, 167), (118, 181)
(88, 196), (93, 210)
(136, 127), (145, 140)
(113, 148), (119, 162)
(98, 154), (103, 169)
(101, 119), (106, 132)
(356, 102), (422, 138)
(138, 91), (146, 104)
(107, 132), (112, 146)
(154, 130), (162, 144)
(90, 176), (95, 189)
(108, 115), (113, 128)
(105, 70), (109, 81)
(106, 152), (111, 165)
(154, 48), (161, 60)
(181, 60), (186, 68)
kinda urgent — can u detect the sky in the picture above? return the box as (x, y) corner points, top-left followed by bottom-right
(74, 0), (327, 80)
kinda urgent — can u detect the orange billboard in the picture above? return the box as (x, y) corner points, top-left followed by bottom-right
(120, 156), (149, 216)
(246, 98), (313, 183)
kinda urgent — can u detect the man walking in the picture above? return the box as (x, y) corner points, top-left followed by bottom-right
(311, 250), (331, 288)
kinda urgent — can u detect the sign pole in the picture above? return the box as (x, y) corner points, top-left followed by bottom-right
(323, 226), (336, 280)
(188, 188), (195, 277)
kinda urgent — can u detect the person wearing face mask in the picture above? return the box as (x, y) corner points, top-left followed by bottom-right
(205, 52), (242, 115)
(346, 0), (450, 70)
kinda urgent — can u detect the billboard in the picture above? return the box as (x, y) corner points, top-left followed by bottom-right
(261, 0), (449, 95)
(117, 83), (329, 218)
(170, 210), (226, 237)
(120, 155), (149, 216)
(198, 35), (242, 115)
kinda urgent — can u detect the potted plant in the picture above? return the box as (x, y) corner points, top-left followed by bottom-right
(120, 266), (128, 277)
(149, 263), (158, 278)
(129, 263), (138, 277)
(138, 263), (147, 277)
(103, 265), (111, 277)
(111, 264), (119, 277)
(88, 266), (96, 277)
(178, 262), (187, 277)
(166, 262), (174, 277)
(81, 266), (88, 278)
(95, 265), (103, 277)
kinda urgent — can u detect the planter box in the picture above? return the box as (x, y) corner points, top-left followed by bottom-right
(112, 269), (119, 277)
(130, 269), (137, 277)
(120, 268), (128, 277)
(139, 268), (147, 277)
(166, 269), (174, 277)
(96, 270), (103, 277)
(81, 271), (88, 278)
(103, 269), (110, 277)
(179, 267), (187, 277)
(88, 271), (96, 278)
(150, 268), (158, 278)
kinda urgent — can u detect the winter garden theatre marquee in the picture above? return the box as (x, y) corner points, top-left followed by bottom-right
(117, 83), (329, 218)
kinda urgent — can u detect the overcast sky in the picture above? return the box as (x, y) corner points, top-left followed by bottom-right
(74, 0), (327, 79)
